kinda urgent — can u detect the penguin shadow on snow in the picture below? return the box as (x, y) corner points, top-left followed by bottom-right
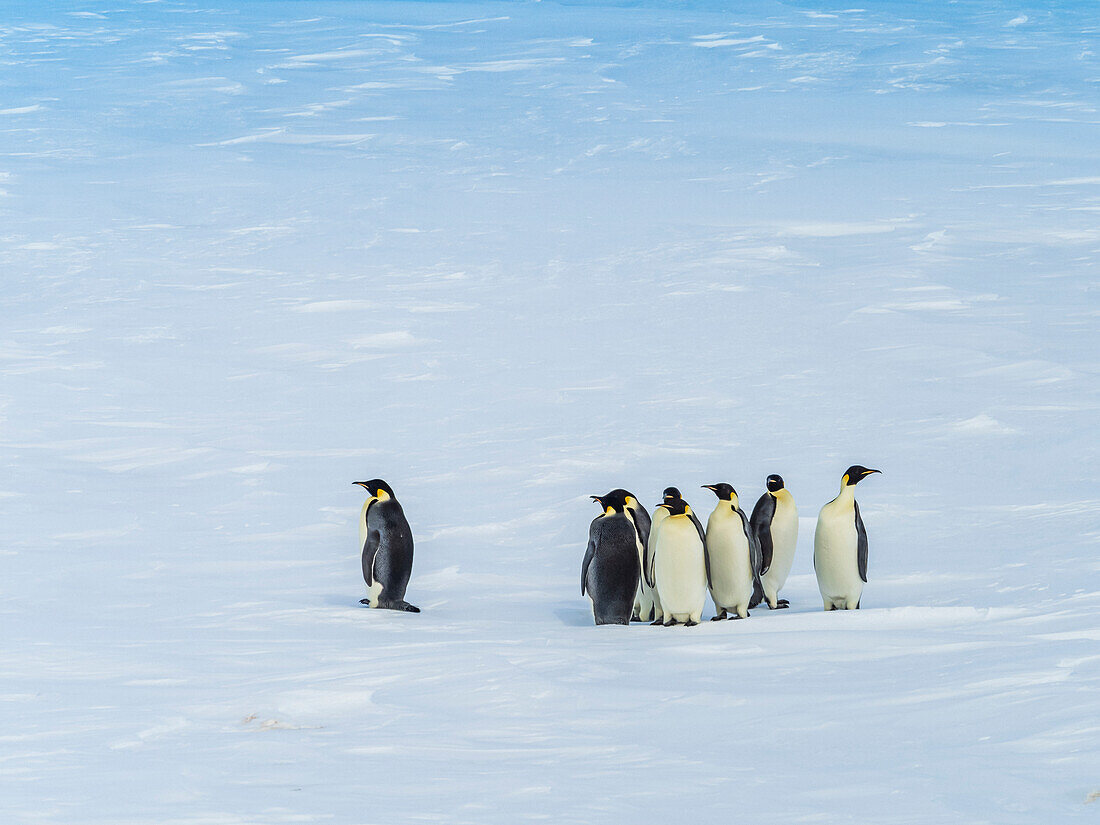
(319, 592), (435, 616)
(555, 605), (596, 627)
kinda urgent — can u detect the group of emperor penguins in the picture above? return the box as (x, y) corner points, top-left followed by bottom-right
(349, 466), (880, 623)
(581, 466), (881, 626)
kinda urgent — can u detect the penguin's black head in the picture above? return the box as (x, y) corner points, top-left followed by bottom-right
(592, 490), (629, 513)
(703, 483), (736, 501)
(353, 478), (395, 499)
(658, 497), (689, 517)
(662, 486), (681, 501)
(843, 466), (881, 486)
(605, 488), (638, 507)
(765, 474), (785, 493)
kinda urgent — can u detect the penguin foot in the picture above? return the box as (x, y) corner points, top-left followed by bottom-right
(710, 615), (726, 621)
(684, 620), (698, 627)
(778, 599), (790, 606)
(650, 619), (665, 626)
(768, 603), (789, 610)
(663, 619), (679, 627)
(359, 598), (372, 606)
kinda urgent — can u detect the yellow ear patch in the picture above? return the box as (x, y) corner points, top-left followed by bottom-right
(375, 489), (391, 502)
(604, 506), (615, 517)
(842, 474), (850, 486)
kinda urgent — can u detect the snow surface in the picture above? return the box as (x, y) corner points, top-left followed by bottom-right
(2, 0), (1098, 822)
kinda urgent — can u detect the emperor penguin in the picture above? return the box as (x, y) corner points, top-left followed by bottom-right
(643, 487), (681, 621)
(581, 490), (643, 625)
(596, 489), (655, 622)
(702, 483), (760, 620)
(749, 474), (798, 610)
(648, 493), (711, 626)
(814, 465), (881, 610)
(353, 479), (420, 612)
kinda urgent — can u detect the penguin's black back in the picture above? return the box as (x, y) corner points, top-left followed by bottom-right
(749, 492), (776, 574)
(363, 498), (414, 601)
(583, 514), (641, 625)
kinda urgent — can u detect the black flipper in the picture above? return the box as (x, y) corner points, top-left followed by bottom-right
(361, 529), (380, 587)
(642, 517), (656, 589)
(855, 500), (869, 583)
(360, 498), (378, 587)
(581, 521), (598, 596)
(689, 511), (712, 591)
(626, 508), (646, 591)
(738, 506), (764, 603)
(628, 502), (651, 549)
(750, 492), (775, 575)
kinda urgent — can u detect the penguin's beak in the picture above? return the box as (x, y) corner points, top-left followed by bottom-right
(353, 481), (370, 489)
(590, 495), (602, 504)
(864, 469), (882, 477)
(701, 485), (715, 491)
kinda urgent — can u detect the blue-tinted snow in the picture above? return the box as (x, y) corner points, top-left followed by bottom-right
(1, 1), (1097, 822)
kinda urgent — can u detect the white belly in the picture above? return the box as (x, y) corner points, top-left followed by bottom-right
(814, 502), (862, 607)
(705, 510), (753, 610)
(653, 518), (707, 619)
(762, 495), (798, 593)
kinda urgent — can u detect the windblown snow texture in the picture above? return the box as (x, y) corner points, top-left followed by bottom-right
(1, 1), (1098, 823)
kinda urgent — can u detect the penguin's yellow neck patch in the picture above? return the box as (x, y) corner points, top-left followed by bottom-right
(842, 474), (850, 487)
(604, 505), (615, 517)
(374, 489), (390, 502)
